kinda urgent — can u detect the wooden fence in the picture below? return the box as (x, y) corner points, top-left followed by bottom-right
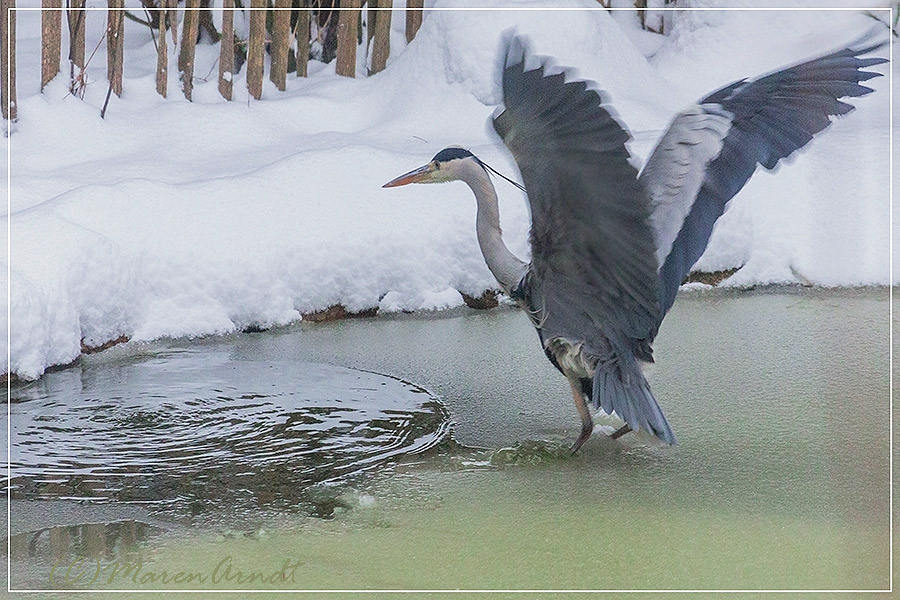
(0, 1), (684, 122)
(0, 0), (427, 121)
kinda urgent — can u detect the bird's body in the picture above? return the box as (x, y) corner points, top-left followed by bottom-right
(384, 34), (885, 451)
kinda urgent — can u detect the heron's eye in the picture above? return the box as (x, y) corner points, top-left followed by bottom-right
(433, 161), (440, 170)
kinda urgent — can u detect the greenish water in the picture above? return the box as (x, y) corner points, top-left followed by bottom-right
(3, 287), (892, 596)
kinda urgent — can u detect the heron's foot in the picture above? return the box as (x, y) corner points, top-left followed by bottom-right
(570, 423), (593, 453)
(609, 424), (632, 440)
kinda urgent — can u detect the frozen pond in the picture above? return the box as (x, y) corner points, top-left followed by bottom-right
(3, 287), (891, 592)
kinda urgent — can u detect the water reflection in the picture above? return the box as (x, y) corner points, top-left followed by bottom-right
(8, 353), (450, 516)
(9, 520), (159, 562)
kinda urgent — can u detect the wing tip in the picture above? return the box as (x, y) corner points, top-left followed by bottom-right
(501, 29), (528, 71)
(845, 26), (890, 61)
(497, 31), (614, 113)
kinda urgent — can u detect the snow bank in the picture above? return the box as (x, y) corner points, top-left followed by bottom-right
(2, 1), (891, 379)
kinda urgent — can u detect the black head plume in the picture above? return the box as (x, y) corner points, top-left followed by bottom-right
(431, 147), (476, 163)
(431, 147), (526, 193)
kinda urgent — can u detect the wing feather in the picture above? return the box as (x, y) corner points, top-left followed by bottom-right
(494, 36), (660, 344)
(641, 41), (887, 319)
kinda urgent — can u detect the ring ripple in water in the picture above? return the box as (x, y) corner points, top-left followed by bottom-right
(8, 351), (450, 516)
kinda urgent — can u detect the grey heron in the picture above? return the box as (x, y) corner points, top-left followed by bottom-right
(383, 35), (886, 451)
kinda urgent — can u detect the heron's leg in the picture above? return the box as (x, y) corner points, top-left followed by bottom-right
(569, 380), (593, 453)
(609, 424), (632, 439)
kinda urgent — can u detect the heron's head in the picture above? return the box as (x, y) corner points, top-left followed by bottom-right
(382, 147), (485, 188)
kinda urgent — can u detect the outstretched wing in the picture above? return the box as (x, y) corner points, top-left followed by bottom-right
(640, 42), (887, 321)
(494, 36), (676, 443)
(493, 36), (660, 345)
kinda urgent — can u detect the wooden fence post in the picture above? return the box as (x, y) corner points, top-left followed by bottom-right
(41, 0), (62, 89)
(106, 0), (123, 97)
(246, 0), (265, 99)
(179, 0), (199, 100)
(295, 5), (309, 78)
(369, 0), (390, 75)
(218, 0), (234, 100)
(167, 0), (177, 46)
(156, 6), (167, 97)
(67, 0), (85, 73)
(405, 0), (422, 43)
(270, 0), (291, 91)
(335, 0), (359, 78)
(1, 0), (16, 121)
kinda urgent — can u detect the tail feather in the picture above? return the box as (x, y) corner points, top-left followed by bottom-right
(592, 365), (676, 445)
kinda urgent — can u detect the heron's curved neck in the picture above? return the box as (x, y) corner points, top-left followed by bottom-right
(459, 164), (526, 293)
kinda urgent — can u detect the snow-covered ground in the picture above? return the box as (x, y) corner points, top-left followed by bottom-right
(2, 0), (894, 379)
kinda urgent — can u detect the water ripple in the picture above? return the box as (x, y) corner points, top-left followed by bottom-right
(8, 352), (450, 515)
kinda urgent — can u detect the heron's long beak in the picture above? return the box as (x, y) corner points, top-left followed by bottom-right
(382, 164), (434, 188)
